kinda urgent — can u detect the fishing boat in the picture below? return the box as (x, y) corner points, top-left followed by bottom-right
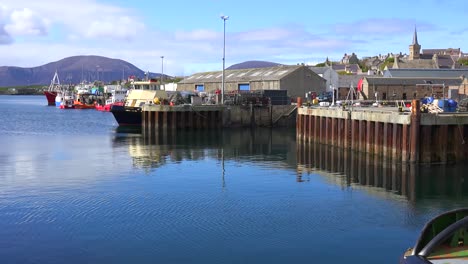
(73, 92), (97, 109)
(95, 85), (128, 112)
(110, 80), (167, 126)
(57, 90), (76, 109)
(43, 70), (62, 106)
(400, 208), (468, 264)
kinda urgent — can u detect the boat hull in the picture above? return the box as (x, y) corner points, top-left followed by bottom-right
(400, 208), (468, 264)
(44, 91), (57, 106)
(59, 104), (75, 109)
(110, 105), (142, 126)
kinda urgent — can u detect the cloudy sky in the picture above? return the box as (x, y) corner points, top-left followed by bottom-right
(0, 0), (467, 76)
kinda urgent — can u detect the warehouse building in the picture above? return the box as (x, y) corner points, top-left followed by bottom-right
(177, 65), (326, 99)
(361, 77), (466, 101)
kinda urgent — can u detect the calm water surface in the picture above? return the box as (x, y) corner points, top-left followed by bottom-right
(0, 95), (466, 264)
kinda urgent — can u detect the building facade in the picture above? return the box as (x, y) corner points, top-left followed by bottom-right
(361, 77), (465, 101)
(177, 65), (326, 99)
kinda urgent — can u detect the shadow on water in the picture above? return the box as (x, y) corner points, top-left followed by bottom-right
(297, 142), (468, 205)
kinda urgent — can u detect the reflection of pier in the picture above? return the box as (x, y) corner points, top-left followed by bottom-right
(114, 128), (298, 171)
(297, 142), (468, 203)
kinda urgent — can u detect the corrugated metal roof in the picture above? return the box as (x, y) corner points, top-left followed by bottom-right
(180, 65), (303, 83)
(384, 68), (468, 78)
(364, 77), (463, 86)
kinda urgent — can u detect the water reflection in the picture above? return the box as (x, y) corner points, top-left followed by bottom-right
(112, 128), (298, 171)
(297, 142), (468, 204)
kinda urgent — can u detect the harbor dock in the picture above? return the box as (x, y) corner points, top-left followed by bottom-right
(296, 100), (468, 164)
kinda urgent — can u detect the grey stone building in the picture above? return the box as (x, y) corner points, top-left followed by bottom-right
(177, 65), (326, 99)
(361, 77), (465, 101)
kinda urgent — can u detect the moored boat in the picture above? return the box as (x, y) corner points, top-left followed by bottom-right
(44, 70), (62, 106)
(96, 85), (128, 112)
(73, 92), (98, 109)
(58, 90), (76, 109)
(400, 208), (468, 264)
(110, 80), (167, 126)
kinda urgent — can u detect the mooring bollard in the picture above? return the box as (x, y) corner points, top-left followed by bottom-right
(297, 97), (302, 107)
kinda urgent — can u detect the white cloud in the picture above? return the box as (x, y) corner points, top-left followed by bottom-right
(4, 8), (48, 36)
(85, 16), (144, 40)
(1, 0), (146, 41)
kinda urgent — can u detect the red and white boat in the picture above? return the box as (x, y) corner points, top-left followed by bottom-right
(95, 85), (128, 112)
(44, 71), (62, 106)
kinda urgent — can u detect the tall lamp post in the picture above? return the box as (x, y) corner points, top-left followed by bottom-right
(221, 15), (229, 104)
(160, 56), (164, 87)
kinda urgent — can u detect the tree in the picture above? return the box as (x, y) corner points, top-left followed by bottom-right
(458, 58), (468, 66)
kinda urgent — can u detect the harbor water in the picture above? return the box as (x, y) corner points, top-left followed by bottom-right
(0, 95), (467, 264)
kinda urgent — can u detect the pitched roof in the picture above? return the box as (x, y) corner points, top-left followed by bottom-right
(384, 68), (468, 78)
(180, 65), (306, 83)
(338, 74), (370, 88)
(393, 59), (436, 69)
(364, 77), (463, 86)
(423, 48), (461, 55)
(332, 64), (361, 73)
(309, 66), (329, 75)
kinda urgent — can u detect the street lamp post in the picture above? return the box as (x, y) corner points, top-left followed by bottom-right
(160, 56), (164, 87)
(221, 15), (229, 104)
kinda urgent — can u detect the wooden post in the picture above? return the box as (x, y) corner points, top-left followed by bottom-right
(402, 124), (409, 162)
(171, 111), (177, 130)
(420, 125), (432, 163)
(409, 100), (421, 162)
(331, 117), (337, 146)
(308, 115), (313, 142)
(352, 120), (359, 151)
(314, 115), (320, 142)
(366, 121), (374, 154)
(154, 111), (160, 130)
(383, 122), (390, 158)
(303, 114), (308, 142)
(437, 125), (448, 164)
(392, 124), (402, 161)
(375, 122), (383, 157)
(359, 120), (366, 153)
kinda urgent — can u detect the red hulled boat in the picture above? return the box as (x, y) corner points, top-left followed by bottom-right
(44, 71), (62, 106)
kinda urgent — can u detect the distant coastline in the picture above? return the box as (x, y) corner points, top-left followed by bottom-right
(0, 87), (44, 95)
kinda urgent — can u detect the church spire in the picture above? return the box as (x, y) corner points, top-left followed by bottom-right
(412, 26), (419, 45)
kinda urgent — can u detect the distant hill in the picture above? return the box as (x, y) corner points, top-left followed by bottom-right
(227, 60), (283, 70)
(0, 55), (167, 87)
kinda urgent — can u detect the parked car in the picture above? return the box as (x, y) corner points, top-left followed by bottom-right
(317, 92), (333, 103)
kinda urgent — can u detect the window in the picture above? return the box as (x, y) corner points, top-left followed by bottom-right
(413, 92), (417, 99)
(382, 92), (387, 100)
(238, 84), (250, 91)
(402, 93), (407, 100)
(195, 85), (204, 91)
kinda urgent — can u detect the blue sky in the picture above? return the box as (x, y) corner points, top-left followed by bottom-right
(0, 0), (467, 76)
